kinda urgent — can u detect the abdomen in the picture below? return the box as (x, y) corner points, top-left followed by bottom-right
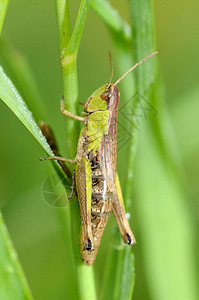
(81, 164), (113, 265)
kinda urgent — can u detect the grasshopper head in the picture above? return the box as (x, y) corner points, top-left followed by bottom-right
(84, 84), (120, 113)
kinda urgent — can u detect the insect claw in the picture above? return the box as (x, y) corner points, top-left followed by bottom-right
(86, 238), (93, 251)
(126, 233), (132, 245)
(67, 194), (73, 200)
(126, 233), (136, 245)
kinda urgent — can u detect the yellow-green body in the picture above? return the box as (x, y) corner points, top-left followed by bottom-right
(74, 83), (135, 265)
(41, 83), (136, 265)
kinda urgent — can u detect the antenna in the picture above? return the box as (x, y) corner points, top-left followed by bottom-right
(108, 51), (113, 87)
(114, 51), (158, 86)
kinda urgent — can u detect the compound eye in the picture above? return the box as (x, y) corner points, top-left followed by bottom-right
(100, 90), (111, 101)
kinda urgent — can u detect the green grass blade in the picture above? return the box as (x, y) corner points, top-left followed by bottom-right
(0, 66), (69, 183)
(65, 0), (90, 56)
(0, 40), (48, 122)
(134, 113), (198, 300)
(130, 0), (157, 93)
(124, 0), (158, 208)
(114, 247), (135, 300)
(90, 0), (131, 42)
(101, 229), (135, 300)
(129, 0), (198, 299)
(0, 212), (33, 300)
(0, 65), (53, 155)
(0, 0), (9, 34)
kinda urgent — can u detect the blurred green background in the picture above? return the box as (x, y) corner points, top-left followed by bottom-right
(0, 0), (199, 299)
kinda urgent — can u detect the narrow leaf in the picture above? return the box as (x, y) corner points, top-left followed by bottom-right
(0, 66), (70, 186)
(101, 228), (135, 300)
(63, 0), (90, 58)
(134, 117), (198, 300)
(129, 0), (198, 299)
(0, 41), (48, 122)
(0, 212), (33, 300)
(90, 0), (131, 42)
(0, 66), (53, 156)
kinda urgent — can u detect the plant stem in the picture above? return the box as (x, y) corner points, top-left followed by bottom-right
(56, 2), (97, 300)
(56, 0), (71, 53)
(56, 0), (77, 156)
(77, 264), (96, 299)
(56, 0), (90, 157)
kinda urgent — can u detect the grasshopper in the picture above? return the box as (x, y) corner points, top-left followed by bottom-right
(40, 52), (158, 265)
